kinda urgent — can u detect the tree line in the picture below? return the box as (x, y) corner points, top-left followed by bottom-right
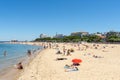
(34, 31), (120, 43)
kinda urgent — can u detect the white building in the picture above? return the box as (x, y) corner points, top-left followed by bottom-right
(71, 32), (89, 36)
(54, 34), (64, 38)
(40, 34), (48, 38)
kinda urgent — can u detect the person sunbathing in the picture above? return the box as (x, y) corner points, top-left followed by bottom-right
(64, 64), (70, 69)
(73, 63), (80, 66)
(93, 55), (104, 58)
(56, 58), (67, 61)
(64, 65), (79, 72)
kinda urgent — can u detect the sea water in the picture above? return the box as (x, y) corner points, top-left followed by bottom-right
(0, 43), (41, 72)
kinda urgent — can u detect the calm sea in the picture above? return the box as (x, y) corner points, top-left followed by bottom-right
(0, 43), (41, 72)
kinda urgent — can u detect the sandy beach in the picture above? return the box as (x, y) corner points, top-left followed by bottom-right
(1, 0), (120, 80)
(12, 42), (120, 80)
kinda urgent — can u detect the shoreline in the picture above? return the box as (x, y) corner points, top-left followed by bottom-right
(1, 42), (120, 80)
(0, 42), (43, 80)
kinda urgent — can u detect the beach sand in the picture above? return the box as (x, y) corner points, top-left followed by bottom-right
(9, 42), (120, 80)
(0, 68), (20, 80)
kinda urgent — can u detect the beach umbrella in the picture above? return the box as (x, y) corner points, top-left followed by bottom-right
(72, 59), (82, 63)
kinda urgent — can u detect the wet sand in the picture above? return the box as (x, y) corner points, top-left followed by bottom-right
(0, 67), (20, 80)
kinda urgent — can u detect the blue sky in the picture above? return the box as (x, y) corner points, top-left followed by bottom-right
(0, 0), (120, 41)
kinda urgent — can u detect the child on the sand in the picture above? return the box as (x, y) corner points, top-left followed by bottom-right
(66, 49), (71, 56)
(14, 62), (23, 70)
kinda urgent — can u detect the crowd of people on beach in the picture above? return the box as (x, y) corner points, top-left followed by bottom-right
(6, 41), (119, 80)
(12, 42), (115, 72)
(51, 42), (111, 72)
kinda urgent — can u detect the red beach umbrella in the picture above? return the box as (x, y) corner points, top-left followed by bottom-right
(72, 59), (82, 63)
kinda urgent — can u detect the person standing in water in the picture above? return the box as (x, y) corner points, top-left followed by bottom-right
(3, 50), (7, 56)
(27, 50), (32, 57)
